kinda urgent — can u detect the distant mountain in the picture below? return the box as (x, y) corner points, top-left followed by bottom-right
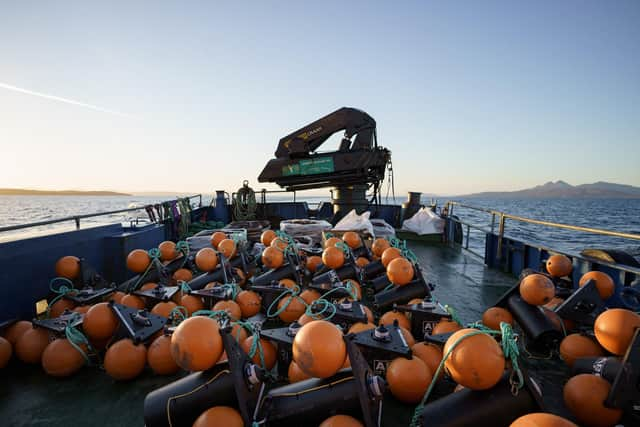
(459, 181), (640, 199)
(0, 188), (131, 196)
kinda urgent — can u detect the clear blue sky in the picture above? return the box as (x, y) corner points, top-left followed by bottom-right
(1, 1), (638, 195)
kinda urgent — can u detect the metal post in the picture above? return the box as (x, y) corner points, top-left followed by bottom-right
(490, 213), (496, 234)
(496, 214), (505, 261)
(465, 224), (470, 249)
(198, 194), (202, 207)
(75, 217), (80, 230)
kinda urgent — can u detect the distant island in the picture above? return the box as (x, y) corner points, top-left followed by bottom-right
(0, 188), (131, 196)
(459, 181), (640, 199)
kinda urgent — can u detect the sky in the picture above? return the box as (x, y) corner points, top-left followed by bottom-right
(1, 1), (639, 196)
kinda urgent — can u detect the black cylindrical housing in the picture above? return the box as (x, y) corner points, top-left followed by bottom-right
(312, 264), (357, 286)
(143, 365), (235, 427)
(332, 185), (368, 215)
(252, 264), (296, 287)
(374, 279), (428, 309)
(572, 357), (622, 382)
(370, 275), (391, 293)
(363, 260), (385, 280)
(505, 293), (562, 350)
(188, 256), (247, 290)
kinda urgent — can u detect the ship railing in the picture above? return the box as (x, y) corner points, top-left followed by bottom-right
(0, 194), (203, 234)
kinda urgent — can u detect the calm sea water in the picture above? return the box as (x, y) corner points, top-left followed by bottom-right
(0, 195), (638, 257)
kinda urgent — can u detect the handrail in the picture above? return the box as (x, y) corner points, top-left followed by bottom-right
(0, 194), (203, 234)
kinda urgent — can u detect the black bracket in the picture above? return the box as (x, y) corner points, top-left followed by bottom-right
(394, 298), (451, 339)
(109, 302), (167, 344)
(65, 286), (115, 305)
(344, 335), (385, 427)
(250, 283), (290, 314)
(555, 279), (606, 326)
(330, 301), (369, 330)
(260, 324), (298, 379)
(606, 327), (640, 412)
(348, 323), (411, 376)
(373, 267), (433, 311)
(189, 286), (234, 306)
(134, 285), (180, 303)
(33, 311), (84, 334)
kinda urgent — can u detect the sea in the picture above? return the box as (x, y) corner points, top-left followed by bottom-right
(0, 195), (639, 258)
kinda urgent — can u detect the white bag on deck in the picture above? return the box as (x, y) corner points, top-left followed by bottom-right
(371, 219), (396, 238)
(401, 207), (445, 235)
(333, 209), (375, 237)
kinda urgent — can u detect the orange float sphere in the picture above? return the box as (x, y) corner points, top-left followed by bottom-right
(288, 360), (312, 383)
(412, 342), (443, 379)
(322, 246), (345, 270)
(277, 296), (306, 323)
(83, 302), (119, 341)
(386, 356), (432, 403)
(546, 255), (573, 278)
(213, 300), (242, 320)
(158, 241), (178, 261)
(109, 291), (126, 304)
(121, 294), (146, 310)
(210, 231), (227, 249)
(262, 246), (284, 269)
(559, 334), (605, 367)
(510, 413), (578, 427)
(444, 328), (505, 390)
(55, 256), (81, 279)
(0, 337), (12, 368)
(180, 294), (204, 316)
(41, 338), (86, 377)
(343, 279), (362, 300)
(563, 374), (622, 427)
(519, 274), (555, 306)
(543, 307), (575, 334)
(152, 301), (178, 318)
(148, 334), (180, 375)
(378, 311), (411, 330)
(236, 291), (262, 318)
(241, 336), (276, 369)
(271, 237), (289, 251)
(386, 257), (414, 286)
(140, 282), (158, 291)
(579, 271), (615, 300)
(193, 406), (243, 427)
(543, 297), (564, 310)
(15, 327), (50, 364)
(49, 298), (76, 318)
(73, 305), (91, 314)
(381, 247), (402, 268)
(231, 323), (249, 344)
(594, 308), (640, 355)
(399, 327), (415, 347)
(173, 268), (193, 282)
(306, 256), (323, 273)
(432, 320), (462, 335)
(342, 231), (362, 249)
(372, 238), (391, 257)
(363, 306), (374, 323)
(104, 338), (147, 380)
(261, 230), (277, 246)
(171, 316), (223, 371)
(481, 307), (514, 330)
(293, 320), (346, 378)
(127, 249), (151, 273)
(319, 414), (364, 427)
(218, 239), (237, 259)
(297, 313), (319, 325)
(355, 257), (370, 268)
(279, 278), (297, 289)
(195, 248), (219, 272)
(324, 236), (342, 248)
(299, 289), (321, 306)
(348, 322), (376, 334)
(4, 320), (32, 345)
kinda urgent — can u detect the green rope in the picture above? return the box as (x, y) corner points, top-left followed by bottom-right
(231, 320), (255, 343)
(176, 240), (190, 269)
(178, 280), (192, 293)
(233, 182), (257, 221)
(219, 282), (242, 301)
(334, 241), (351, 259)
(266, 286), (308, 318)
(444, 304), (464, 326)
(382, 283), (396, 292)
(64, 314), (92, 364)
(276, 231), (299, 260)
(169, 306), (189, 326)
(305, 298), (336, 321)
(128, 248), (162, 292)
(46, 277), (76, 318)
(192, 309), (231, 322)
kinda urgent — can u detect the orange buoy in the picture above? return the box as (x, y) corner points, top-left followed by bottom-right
(277, 296), (306, 323)
(342, 231), (362, 249)
(213, 300), (242, 320)
(140, 282), (158, 291)
(236, 291), (262, 318)
(109, 291), (126, 304)
(210, 231), (227, 249)
(121, 294), (146, 310)
(4, 320), (32, 345)
(262, 246), (284, 269)
(49, 298), (76, 318)
(386, 356), (432, 403)
(193, 406), (243, 427)
(408, 298), (424, 305)
(104, 338), (147, 380)
(363, 306), (374, 323)
(15, 327), (50, 364)
(195, 248), (219, 272)
(293, 320), (346, 378)
(158, 241), (178, 261)
(288, 360), (312, 383)
(559, 334), (605, 367)
(519, 274), (555, 306)
(0, 337), (12, 368)
(412, 342), (443, 379)
(510, 413), (578, 427)
(381, 247), (402, 268)
(432, 319), (462, 335)
(261, 230), (277, 247)
(378, 311), (411, 330)
(342, 279), (361, 300)
(546, 255), (573, 278)
(355, 257), (370, 268)
(127, 249), (151, 273)
(230, 323), (249, 344)
(481, 307), (514, 330)
(342, 355), (351, 369)
(543, 297), (564, 310)
(171, 316), (223, 371)
(180, 294), (204, 315)
(543, 307), (575, 334)
(55, 256), (81, 280)
(348, 322), (376, 334)
(279, 278), (297, 289)
(306, 256), (323, 273)
(41, 338), (86, 377)
(271, 237), (289, 251)
(173, 268), (193, 283)
(152, 301), (178, 318)
(299, 289), (321, 306)
(594, 308), (640, 355)
(579, 271), (615, 300)
(319, 414), (364, 427)
(399, 327), (416, 347)
(148, 334), (180, 375)
(241, 336), (276, 369)
(83, 302), (118, 341)
(204, 282), (220, 290)
(322, 246), (345, 270)
(324, 236), (342, 248)
(73, 305), (91, 314)
(297, 313), (319, 325)
(563, 374), (622, 427)
(218, 239), (237, 259)
(372, 238), (391, 257)
(386, 257), (414, 286)
(444, 328), (505, 390)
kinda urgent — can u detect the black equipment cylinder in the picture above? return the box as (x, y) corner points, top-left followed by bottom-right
(252, 264), (297, 287)
(363, 260), (385, 280)
(505, 293), (562, 350)
(374, 279), (428, 309)
(188, 256), (247, 290)
(370, 275), (391, 294)
(143, 365), (235, 427)
(332, 185), (368, 216)
(312, 264), (358, 286)
(572, 357), (622, 382)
